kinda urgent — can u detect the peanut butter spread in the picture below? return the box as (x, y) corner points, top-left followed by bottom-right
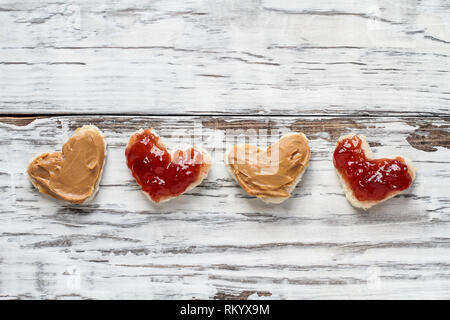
(227, 133), (310, 198)
(27, 126), (106, 204)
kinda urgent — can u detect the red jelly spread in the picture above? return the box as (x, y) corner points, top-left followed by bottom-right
(125, 129), (206, 203)
(333, 136), (413, 202)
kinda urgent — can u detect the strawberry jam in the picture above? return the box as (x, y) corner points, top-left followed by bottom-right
(333, 136), (413, 202)
(125, 129), (206, 203)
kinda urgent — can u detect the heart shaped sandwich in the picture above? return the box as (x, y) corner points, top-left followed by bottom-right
(27, 125), (107, 204)
(225, 132), (310, 203)
(125, 128), (211, 203)
(333, 134), (416, 210)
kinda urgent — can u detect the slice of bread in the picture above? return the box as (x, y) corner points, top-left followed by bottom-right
(27, 125), (107, 204)
(126, 128), (211, 203)
(225, 132), (311, 204)
(334, 134), (417, 210)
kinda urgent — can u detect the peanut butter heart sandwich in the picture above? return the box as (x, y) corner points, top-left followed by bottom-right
(225, 132), (311, 203)
(27, 125), (107, 204)
(125, 128), (211, 203)
(333, 134), (416, 210)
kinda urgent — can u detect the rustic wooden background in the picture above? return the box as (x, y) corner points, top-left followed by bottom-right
(0, 0), (449, 299)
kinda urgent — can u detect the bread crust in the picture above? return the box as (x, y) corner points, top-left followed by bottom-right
(225, 132), (310, 204)
(334, 134), (417, 210)
(27, 125), (107, 204)
(126, 128), (211, 203)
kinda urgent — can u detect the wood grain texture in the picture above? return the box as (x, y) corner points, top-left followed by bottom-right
(1, 0), (449, 300)
(0, 115), (449, 299)
(0, 0), (449, 115)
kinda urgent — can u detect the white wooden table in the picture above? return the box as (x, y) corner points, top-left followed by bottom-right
(0, 0), (449, 299)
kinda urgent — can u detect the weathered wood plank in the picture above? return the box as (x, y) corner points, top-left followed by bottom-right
(0, 0), (449, 115)
(0, 115), (449, 299)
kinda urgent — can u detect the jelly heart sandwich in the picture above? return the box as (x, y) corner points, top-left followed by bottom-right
(27, 125), (107, 204)
(225, 132), (310, 204)
(333, 134), (416, 210)
(125, 128), (211, 203)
